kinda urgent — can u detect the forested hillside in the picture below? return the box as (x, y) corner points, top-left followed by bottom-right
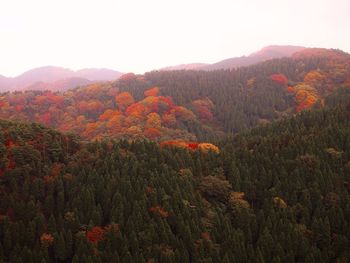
(0, 87), (349, 262)
(0, 48), (349, 142)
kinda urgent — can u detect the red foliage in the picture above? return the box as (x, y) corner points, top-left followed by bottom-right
(270, 74), (288, 86)
(160, 140), (198, 150)
(40, 233), (54, 248)
(144, 87), (160, 97)
(144, 128), (161, 139)
(0, 169), (3, 177)
(7, 159), (15, 170)
(15, 105), (24, 112)
(37, 112), (52, 126)
(146, 186), (153, 194)
(46, 92), (64, 105)
(196, 106), (213, 121)
(149, 206), (169, 218)
(87, 226), (105, 244)
(119, 72), (136, 81)
(287, 86), (295, 93)
(188, 143), (199, 150)
(201, 232), (211, 241)
(5, 139), (15, 148)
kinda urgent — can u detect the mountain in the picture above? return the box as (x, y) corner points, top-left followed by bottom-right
(202, 45), (306, 70)
(160, 63), (208, 71)
(0, 66), (123, 92)
(76, 68), (124, 81)
(24, 77), (93, 92)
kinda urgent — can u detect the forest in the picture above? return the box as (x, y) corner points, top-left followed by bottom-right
(0, 48), (350, 262)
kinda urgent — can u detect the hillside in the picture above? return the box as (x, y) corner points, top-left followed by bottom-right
(0, 66), (123, 92)
(0, 87), (349, 262)
(0, 48), (349, 143)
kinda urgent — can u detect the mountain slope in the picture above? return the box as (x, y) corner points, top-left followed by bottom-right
(76, 68), (124, 80)
(202, 45), (305, 70)
(0, 88), (349, 262)
(0, 48), (349, 142)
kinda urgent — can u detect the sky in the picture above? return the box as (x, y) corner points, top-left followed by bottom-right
(1, 0), (349, 77)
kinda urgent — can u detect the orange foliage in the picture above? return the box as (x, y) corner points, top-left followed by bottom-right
(304, 70), (326, 84)
(106, 115), (124, 130)
(40, 233), (54, 248)
(115, 92), (134, 109)
(293, 83), (319, 112)
(125, 103), (147, 118)
(149, 206), (169, 218)
(160, 140), (219, 153)
(201, 232), (211, 241)
(172, 106), (196, 122)
(125, 125), (142, 136)
(144, 87), (160, 97)
(51, 163), (63, 177)
(83, 122), (103, 138)
(99, 109), (122, 121)
(87, 226), (105, 244)
(198, 143), (220, 153)
(146, 112), (161, 128)
(162, 113), (176, 127)
(144, 128), (161, 139)
(270, 74), (288, 86)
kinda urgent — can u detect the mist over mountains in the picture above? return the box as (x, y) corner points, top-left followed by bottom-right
(0, 66), (123, 92)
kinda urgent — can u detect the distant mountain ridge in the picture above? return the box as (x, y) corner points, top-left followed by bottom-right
(0, 66), (123, 92)
(159, 45), (306, 71)
(160, 63), (208, 71)
(203, 45), (306, 70)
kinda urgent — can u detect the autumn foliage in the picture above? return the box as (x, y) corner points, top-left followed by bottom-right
(87, 226), (105, 244)
(149, 206), (169, 218)
(40, 233), (54, 248)
(160, 140), (219, 153)
(270, 73), (288, 86)
(144, 87), (160, 97)
(0, 82), (208, 141)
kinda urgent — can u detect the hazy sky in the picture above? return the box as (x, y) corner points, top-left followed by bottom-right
(1, 0), (349, 76)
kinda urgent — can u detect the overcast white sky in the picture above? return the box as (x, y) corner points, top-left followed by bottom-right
(1, 0), (349, 76)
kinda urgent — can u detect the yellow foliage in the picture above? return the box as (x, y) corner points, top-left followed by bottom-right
(273, 197), (287, 208)
(198, 143), (220, 153)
